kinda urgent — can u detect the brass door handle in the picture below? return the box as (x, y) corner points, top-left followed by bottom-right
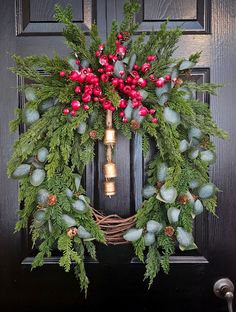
(214, 278), (234, 312)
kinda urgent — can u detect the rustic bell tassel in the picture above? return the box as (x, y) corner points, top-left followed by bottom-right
(103, 161), (117, 178)
(104, 180), (116, 197)
(103, 128), (116, 145)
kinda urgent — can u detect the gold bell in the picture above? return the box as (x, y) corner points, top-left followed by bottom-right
(103, 162), (117, 178)
(104, 180), (116, 197)
(104, 128), (116, 145)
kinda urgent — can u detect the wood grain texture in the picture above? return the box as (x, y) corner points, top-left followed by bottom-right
(143, 0), (197, 20)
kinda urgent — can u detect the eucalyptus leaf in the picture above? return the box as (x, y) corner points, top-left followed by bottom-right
(77, 122), (87, 134)
(167, 207), (180, 224)
(142, 185), (156, 199)
(77, 226), (92, 239)
(128, 53), (137, 71)
(158, 93), (169, 106)
(12, 164), (31, 179)
(124, 100), (133, 120)
(163, 107), (180, 125)
(146, 220), (163, 234)
(114, 61), (125, 78)
(74, 174), (81, 191)
(25, 87), (37, 101)
(144, 232), (155, 246)
(155, 83), (171, 97)
(29, 169), (45, 186)
(123, 228), (143, 242)
(179, 60), (195, 71)
(176, 227), (194, 247)
(62, 214), (77, 228)
(160, 185), (177, 203)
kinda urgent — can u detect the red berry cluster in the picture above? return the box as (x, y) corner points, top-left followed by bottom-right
(59, 32), (171, 124)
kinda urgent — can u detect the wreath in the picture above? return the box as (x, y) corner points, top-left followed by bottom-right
(8, 0), (228, 295)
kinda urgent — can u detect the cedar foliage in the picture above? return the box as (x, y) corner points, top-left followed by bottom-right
(8, 0), (228, 292)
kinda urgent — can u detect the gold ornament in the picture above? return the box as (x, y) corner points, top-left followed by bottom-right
(104, 128), (116, 145)
(47, 194), (57, 206)
(104, 180), (116, 197)
(103, 162), (117, 178)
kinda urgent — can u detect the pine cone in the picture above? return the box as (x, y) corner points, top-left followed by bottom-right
(47, 194), (57, 206)
(89, 130), (97, 140)
(66, 227), (78, 238)
(121, 31), (130, 41)
(130, 119), (140, 130)
(178, 194), (189, 205)
(176, 78), (183, 86)
(164, 226), (175, 237)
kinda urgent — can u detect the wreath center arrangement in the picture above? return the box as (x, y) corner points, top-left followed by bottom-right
(8, 0), (228, 295)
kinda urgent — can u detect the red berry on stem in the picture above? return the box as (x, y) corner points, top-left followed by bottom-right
(71, 100), (81, 110)
(83, 105), (89, 111)
(123, 117), (128, 123)
(123, 85), (131, 94)
(149, 74), (155, 81)
(133, 64), (138, 70)
(74, 86), (81, 94)
(82, 93), (91, 103)
(69, 70), (80, 81)
(98, 44), (105, 51)
(111, 77), (120, 86)
(113, 55), (118, 61)
(132, 99), (140, 108)
(116, 45), (127, 57)
(165, 74), (171, 81)
(119, 99), (127, 108)
(70, 110), (76, 116)
(117, 33), (123, 39)
(93, 96), (99, 102)
(119, 111), (125, 117)
(95, 50), (101, 56)
(155, 77), (165, 88)
(149, 108), (156, 115)
(115, 40), (120, 46)
(78, 73), (86, 83)
(100, 74), (109, 83)
(108, 54), (114, 59)
(141, 63), (151, 73)
(138, 106), (148, 116)
(59, 71), (66, 77)
(99, 55), (109, 66)
(109, 106), (116, 112)
(152, 118), (158, 123)
(63, 108), (70, 115)
(119, 70), (124, 77)
(146, 56), (156, 61)
(137, 78), (147, 88)
(102, 100), (112, 110)
(75, 59), (80, 65)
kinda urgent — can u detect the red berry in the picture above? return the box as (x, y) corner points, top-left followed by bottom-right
(133, 64), (139, 70)
(152, 118), (158, 123)
(93, 96), (99, 102)
(113, 55), (118, 61)
(123, 117), (128, 122)
(93, 86), (102, 96)
(146, 56), (156, 61)
(155, 77), (165, 88)
(78, 73), (86, 83)
(109, 106), (116, 112)
(108, 54), (114, 59)
(119, 99), (127, 108)
(95, 50), (101, 56)
(172, 78), (177, 83)
(70, 110), (76, 116)
(129, 90), (137, 99)
(131, 84), (136, 89)
(141, 63), (151, 73)
(138, 106), (148, 116)
(115, 40), (119, 45)
(119, 70), (124, 77)
(126, 76), (133, 84)
(137, 78), (147, 88)
(99, 55), (109, 66)
(69, 70), (80, 81)
(75, 59), (80, 65)
(63, 108), (69, 115)
(100, 74), (109, 82)
(71, 100), (81, 110)
(98, 44), (105, 51)
(59, 71), (66, 77)
(111, 77), (120, 86)
(83, 105), (89, 111)
(131, 99), (140, 108)
(149, 109), (156, 115)
(119, 83), (125, 90)
(123, 85), (132, 94)
(165, 74), (171, 81)
(82, 93), (91, 103)
(117, 33), (123, 39)
(102, 100), (112, 110)
(116, 45), (126, 57)
(74, 86), (81, 94)
(149, 74), (155, 81)
(98, 68), (104, 73)
(105, 64), (114, 73)
(119, 111), (125, 117)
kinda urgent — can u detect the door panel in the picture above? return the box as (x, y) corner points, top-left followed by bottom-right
(0, 0), (235, 311)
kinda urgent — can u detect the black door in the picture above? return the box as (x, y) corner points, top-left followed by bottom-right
(1, 0), (236, 311)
